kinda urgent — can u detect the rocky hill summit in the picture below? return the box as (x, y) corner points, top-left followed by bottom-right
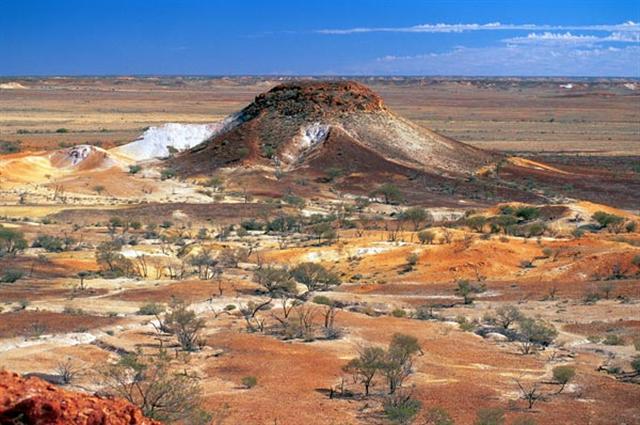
(172, 80), (496, 176)
(241, 80), (386, 118)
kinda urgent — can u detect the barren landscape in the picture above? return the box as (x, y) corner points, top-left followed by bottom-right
(0, 77), (639, 425)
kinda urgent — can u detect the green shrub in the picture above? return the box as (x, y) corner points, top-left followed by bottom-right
(383, 392), (421, 425)
(160, 168), (177, 180)
(0, 228), (28, 256)
(0, 140), (22, 154)
(391, 308), (407, 318)
(552, 365), (575, 392)
(63, 306), (85, 316)
(474, 407), (504, 425)
(587, 335), (601, 344)
(592, 211), (624, 231)
(418, 230), (436, 245)
(312, 295), (333, 306)
(128, 165), (142, 174)
(515, 207), (540, 221)
(33, 234), (67, 252)
(241, 376), (257, 389)
(137, 303), (165, 316)
(457, 316), (476, 332)
(1, 269), (24, 283)
(423, 407), (454, 425)
(603, 334), (624, 346)
(324, 167), (343, 182)
(631, 356), (640, 373)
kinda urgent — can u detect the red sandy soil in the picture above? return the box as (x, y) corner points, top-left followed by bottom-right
(0, 281), (107, 302)
(110, 278), (254, 303)
(0, 311), (120, 338)
(200, 310), (640, 425)
(344, 279), (640, 305)
(49, 202), (280, 226)
(563, 320), (640, 343)
(0, 370), (160, 425)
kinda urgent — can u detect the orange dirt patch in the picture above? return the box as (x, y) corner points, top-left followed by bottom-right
(110, 278), (255, 303)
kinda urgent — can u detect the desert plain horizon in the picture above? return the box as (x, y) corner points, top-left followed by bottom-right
(0, 1), (639, 424)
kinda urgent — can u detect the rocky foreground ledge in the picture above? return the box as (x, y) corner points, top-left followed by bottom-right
(0, 371), (160, 425)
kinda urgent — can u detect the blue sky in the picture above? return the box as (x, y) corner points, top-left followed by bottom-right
(1, 0), (638, 76)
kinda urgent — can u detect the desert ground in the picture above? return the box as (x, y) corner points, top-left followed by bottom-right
(0, 77), (639, 425)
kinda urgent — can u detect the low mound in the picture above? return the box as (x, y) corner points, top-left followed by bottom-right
(0, 371), (160, 425)
(0, 145), (123, 187)
(172, 80), (497, 176)
(0, 82), (27, 89)
(50, 145), (118, 170)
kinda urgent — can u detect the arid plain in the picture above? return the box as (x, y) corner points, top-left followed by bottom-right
(0, 77), (639, 425)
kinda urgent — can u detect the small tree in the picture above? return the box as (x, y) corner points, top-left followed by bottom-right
(253, 265), (296, 295)
(77, 271), (90, 291)
(0, 228), (28, 257)
(218, 247), (248, 268)
(402, 207), (432, 231)
(517, 317), (558, 354)
(454, 279), (485, 305)
(599, 282), (615, 299)
(343, 345), (385, 396)
(552, 365), (575, 393)
(382, 333), (421, 394)
(310, 222), (337, 245)
(515, 379), (545, 409)
(404, 253), (419, 271)
(163, 302), (205, 351)
(313, 296), (339, 332)
(240, 299), (272, 333)
(190, 250), (218, 279)
(373, 183), (402, 204)
(56, 357), (79, 384)
(418, 230), (436, 245)
(494, 305), (523, 329)
(290, 262), (340, 292)
(96, 240), (123, 272)
(466, 216), (487, 233)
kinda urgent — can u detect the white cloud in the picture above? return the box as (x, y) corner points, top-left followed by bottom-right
(313, 20), (640, 76)
(349, 44), (640, 77)
(316, 21), (640, 35)
(505, 31), (640, 45)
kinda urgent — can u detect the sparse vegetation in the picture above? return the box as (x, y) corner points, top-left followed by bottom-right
(98, 350), (206, 422)
(552, 365), (575, 393)
(0, 228), (28, 257)
(454, 279), (485, 304)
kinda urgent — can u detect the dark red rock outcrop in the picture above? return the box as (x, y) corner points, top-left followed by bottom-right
(0, 371), (161, 425)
